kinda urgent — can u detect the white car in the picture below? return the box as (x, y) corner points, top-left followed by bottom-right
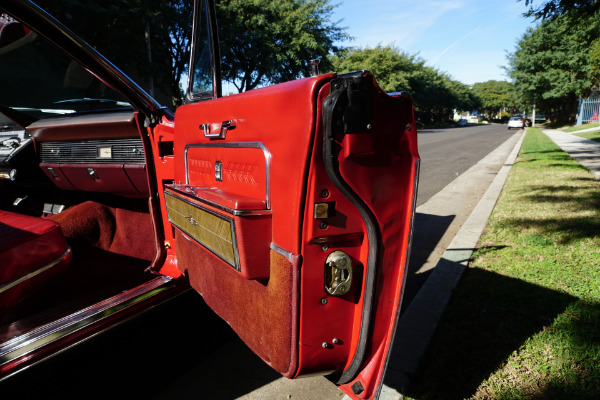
(507, 116), (525, 129)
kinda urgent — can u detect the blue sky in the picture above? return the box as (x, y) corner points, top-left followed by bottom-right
(331, 0), (537, 85)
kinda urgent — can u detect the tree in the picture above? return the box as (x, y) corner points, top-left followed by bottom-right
(330, 45), (480, 123)
(589, 38), (600, 84)
(34, 0), (348, 103)
(330, 45), (421, 92)
(216, 0), (350, 92)
(507, 10), (600, 121)
(520, 0), (600, 20)
(472, 80), (518, 118)
(35, 0), (193, 108)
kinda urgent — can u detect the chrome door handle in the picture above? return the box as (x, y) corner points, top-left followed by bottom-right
(200, 119), (237, 139)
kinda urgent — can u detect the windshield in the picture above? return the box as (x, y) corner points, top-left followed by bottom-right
(0, 14), (131, 122)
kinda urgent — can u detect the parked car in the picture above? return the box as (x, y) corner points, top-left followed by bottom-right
(456, 118), (468, 126)
(0, 1), (419, 399)
(507, 116), (525, 129)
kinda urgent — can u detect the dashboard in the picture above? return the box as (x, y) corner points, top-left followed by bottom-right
(1, 111), (149, 197)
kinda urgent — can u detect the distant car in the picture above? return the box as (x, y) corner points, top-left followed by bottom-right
(507, 116), (524, 129)
(457, 119), (467, 126)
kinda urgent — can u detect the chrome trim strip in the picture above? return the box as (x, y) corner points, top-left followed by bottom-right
(270, 242), (295, 261)
(0, 247), (72, 295)
(0, 276), (173, 367)
(183, 142), (272, 209)
(165, 185), (272, 216)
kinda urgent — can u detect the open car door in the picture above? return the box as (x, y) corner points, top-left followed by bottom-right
(162, 1), (420, 398)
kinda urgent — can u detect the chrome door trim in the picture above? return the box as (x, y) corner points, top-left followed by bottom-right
(0, 276), (175, 373)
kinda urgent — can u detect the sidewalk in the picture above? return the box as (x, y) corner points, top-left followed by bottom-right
(542, 128), (600, 179)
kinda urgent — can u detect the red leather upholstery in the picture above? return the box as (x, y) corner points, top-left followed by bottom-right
(0, 210), (71, 309)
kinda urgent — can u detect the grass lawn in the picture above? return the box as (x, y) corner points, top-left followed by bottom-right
(575, 130), (600, 143)
(404, 127), (600, 399)
(562, 122), (600, 132)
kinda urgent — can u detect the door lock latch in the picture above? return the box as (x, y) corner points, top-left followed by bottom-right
(324, 250), (353, 296)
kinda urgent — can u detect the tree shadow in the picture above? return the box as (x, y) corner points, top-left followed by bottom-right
(397, 267), (578, 400)
(499, 181), (600, 243)
(482, 300), (600, 399)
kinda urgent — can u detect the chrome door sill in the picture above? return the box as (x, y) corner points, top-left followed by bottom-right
(0, 276), (176, 376)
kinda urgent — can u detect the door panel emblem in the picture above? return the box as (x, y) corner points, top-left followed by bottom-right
(215, 160), (223, 182)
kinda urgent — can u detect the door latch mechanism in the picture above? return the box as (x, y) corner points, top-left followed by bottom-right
(324, 250), (353, 296)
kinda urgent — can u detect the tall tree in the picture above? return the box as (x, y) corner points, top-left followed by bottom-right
(34, 0), (193, 108)
(507, 10), (599, 121)
(34, 0), (348, 103)
(330, 45), (421, 92)
(215, 0), (350, 93)
(520, 0), (600, 20)
(330, 45), (480, 123)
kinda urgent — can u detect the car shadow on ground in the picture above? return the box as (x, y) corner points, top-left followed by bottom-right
(401, 212), (456, 312)
(390, 265), (578, 399)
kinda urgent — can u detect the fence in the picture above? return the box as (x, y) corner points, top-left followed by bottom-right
(577, 97), (600, 125)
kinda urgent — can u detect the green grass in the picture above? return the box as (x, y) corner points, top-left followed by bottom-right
(575, 130), (600, 143)
(562, 122), (600, 132)
(404, 127), (600, 399)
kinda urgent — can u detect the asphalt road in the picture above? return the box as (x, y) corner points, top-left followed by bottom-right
(0, 123), (518, 399)
(416, 123), (517, 206)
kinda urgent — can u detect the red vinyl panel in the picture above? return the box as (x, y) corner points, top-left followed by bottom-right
(59, 163), (139, 196)
(0, 211), (71, 309)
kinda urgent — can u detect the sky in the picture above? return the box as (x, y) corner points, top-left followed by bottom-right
(330, 0), (538, 85)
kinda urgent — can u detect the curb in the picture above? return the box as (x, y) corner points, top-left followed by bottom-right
(380, 129), (526, 398)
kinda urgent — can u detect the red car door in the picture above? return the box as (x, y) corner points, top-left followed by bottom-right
(162, 1), (420, 398)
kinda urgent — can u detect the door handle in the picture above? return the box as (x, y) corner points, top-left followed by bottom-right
(200, 119), (237, 139)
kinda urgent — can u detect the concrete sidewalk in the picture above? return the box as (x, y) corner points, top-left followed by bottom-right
(543, 129), (600, 179)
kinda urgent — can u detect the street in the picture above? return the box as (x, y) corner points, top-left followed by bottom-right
(1, 123), (517, 399)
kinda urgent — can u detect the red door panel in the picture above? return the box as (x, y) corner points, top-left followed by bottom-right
(170, 75), (332, 377)
(168, 72), (419, 399)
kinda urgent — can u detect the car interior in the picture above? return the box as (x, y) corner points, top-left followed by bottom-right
(0, 14), (161, 339)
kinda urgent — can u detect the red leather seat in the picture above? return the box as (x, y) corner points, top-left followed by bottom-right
(0, 210), (72, 309)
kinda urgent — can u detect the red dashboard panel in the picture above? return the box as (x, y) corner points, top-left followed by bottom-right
(30, 112), (150, 197)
